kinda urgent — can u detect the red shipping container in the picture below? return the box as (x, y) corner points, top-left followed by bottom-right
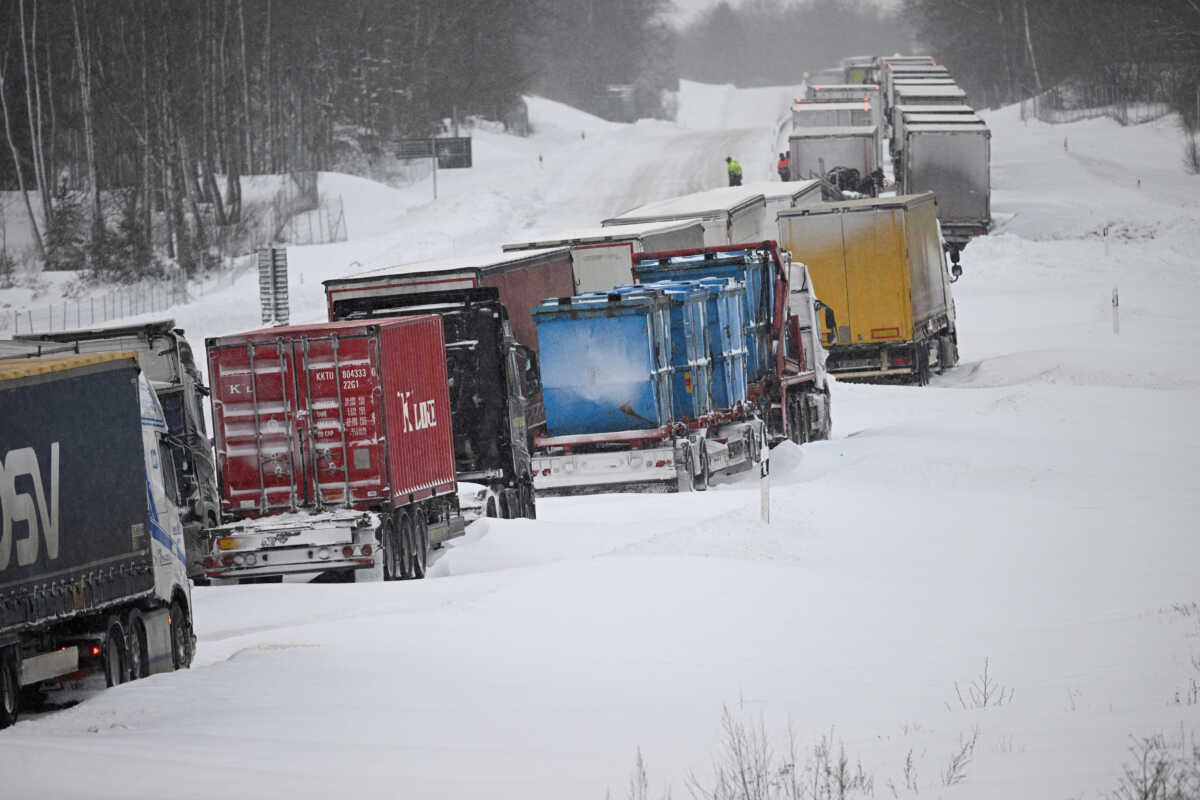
(206, 316), (455, 519)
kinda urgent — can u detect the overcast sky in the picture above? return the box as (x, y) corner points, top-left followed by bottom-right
(667, 0), (900, 27)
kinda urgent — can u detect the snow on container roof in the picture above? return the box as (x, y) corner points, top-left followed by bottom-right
(736, 179), (823, 203)
(778, 191), (936, 216)
(807, 84), (880, 95)
(895, 84), (968, 98)
(903, 113), (984, 125)
(605, 186), (766, 222)
(896, 104), (975, 115)
(792, 101), (874, 112)
(329, 246), (570, 282)
(904, 122), (990, 134)
(501, 219), (704, 251)
(0, 350), (136, 381)
(789, 125), (879, 138)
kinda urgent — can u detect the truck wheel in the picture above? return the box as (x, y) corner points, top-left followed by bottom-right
(104, 619), (129, 687)
(521, 484), (537, 519)
(695, 443), (710, 492)
(380, 519), (398, 582)
(412, 512), (429, 579)
(397, 511), (415, 580)
(169, 600), (194, 670)
(0, 649), (18, 729)
(125, 609), (149, 680)
(915, 348), (931, 386)
(676, 447), (695, 493)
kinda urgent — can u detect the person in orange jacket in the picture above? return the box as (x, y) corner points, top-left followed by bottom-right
(777, 152), (790, 181)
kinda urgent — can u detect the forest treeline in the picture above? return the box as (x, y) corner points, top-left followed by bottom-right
(677, 0), (907, 88)
(0, 0), (670, 278)
(902, 0), (1200, 123)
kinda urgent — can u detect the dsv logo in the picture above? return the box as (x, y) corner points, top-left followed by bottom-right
(398, 391), (437, 433)
(0, 443), (60, 571)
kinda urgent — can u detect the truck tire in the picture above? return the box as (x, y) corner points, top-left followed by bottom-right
(104, 619), (129, 687)
(676, 446), (696, 493)
(125, 609), (149, 681)
(412, 511), (429, 579)
(521, 484), (537, 519)
(0, 649), (18, 729)
(169, 600), (194, 671)
(381, 518), (399, 582)
(397, 511), (415, 580)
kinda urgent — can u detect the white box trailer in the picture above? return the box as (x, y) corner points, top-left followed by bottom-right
(897, 107), (979, 152)
(805, 83), (881, 103)
(893, 83), (968, 109)
(901, 121), (991, 248)
(502, 219), (707, 292)
(792, 100), (877, 130)
(602, 187), (767, 247)
(737, 179), (828, 230)
(789, 126), (880, 181)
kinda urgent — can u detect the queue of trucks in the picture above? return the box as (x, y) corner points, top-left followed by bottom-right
(0, 50), (980, 728)
(794, 54), (992, 256)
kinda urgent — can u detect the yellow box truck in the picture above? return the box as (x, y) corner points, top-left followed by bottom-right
(776, 192), (960, 384)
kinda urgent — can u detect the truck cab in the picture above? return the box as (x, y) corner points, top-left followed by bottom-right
(12, 321), (218, 579)
(330, 287), (540, 519)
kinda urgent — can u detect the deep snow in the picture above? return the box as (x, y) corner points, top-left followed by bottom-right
(2, 83), (1199, 799)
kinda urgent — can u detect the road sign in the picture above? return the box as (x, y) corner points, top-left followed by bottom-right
(396, 137), (472, 169)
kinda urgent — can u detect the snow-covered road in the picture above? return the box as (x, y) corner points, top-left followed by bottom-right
(3, 82), (1199, 799)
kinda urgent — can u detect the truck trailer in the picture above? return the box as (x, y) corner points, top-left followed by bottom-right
(900, 119), (992, 249)
(890, 104), (976, 153)
(737, 180), (829, 224)
(0, 352), (195, 728)
(501, 219), (707, 292)
(531, 243), (834, 495)
(791, 100), (878, 131)
(777, 193), (960, 384)
(203, 317), (462, 582)
(322, 247), (576, 354)
(325, 283), (541, 521)
(602, 187), (768, 247)
(11, 321), (217, 581)
(789, 126), (880, 182)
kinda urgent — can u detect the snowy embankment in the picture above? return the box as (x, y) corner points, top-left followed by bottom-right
(2, 84), (1199, 799)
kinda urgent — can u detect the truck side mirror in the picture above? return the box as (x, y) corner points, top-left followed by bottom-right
(823, 307), (837, 339)
(951, 263), (963, 280)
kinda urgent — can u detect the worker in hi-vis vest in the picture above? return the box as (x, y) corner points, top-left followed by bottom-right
(726, 156), (743, 186)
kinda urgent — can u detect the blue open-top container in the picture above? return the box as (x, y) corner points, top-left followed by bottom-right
(633, 249), (774, 383)
(637, 281), (714, 420)
(532, 289), (673, 435)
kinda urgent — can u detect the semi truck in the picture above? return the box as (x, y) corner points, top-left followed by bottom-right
(0, 352), (196, 728)
(777, 193), (960, 385)
(891, 84), (968, 113)
(325, 281), (541, 520)
(899, 118), (992, 250)
(531, 242), (834, 495)
(11, 321), (217, 581)
(602, 188), (768, 247)
(202, 317), (462, 583)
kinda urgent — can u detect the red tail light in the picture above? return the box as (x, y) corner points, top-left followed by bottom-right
(342, 546), (354, 558)
(361, 544), (373, 557)
(203, 557), (214, 568)
(221, 555), (234, 567)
